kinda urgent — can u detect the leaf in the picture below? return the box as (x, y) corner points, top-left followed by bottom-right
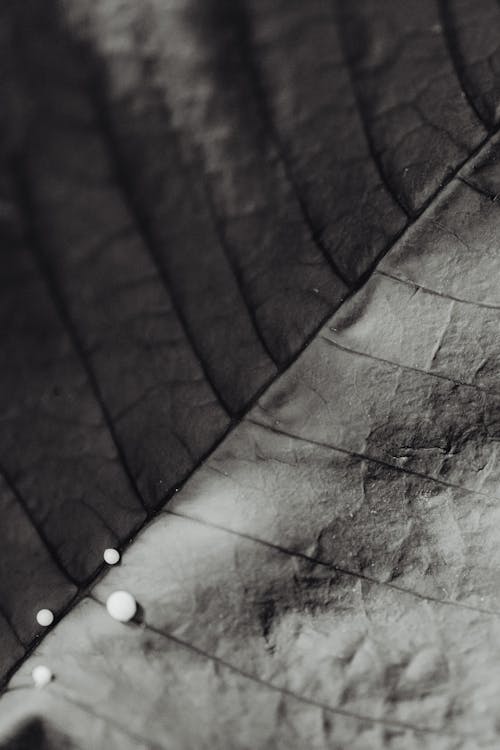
(1, 0), (500, 747)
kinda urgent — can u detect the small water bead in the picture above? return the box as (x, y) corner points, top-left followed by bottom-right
(106, 590), (137, 622)
(36, 609), (54, 627)
(32, 665), (53, 688)
(103, 548), (120, 565)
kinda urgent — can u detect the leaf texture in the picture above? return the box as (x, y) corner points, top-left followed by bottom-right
(1, 0), (500, 747)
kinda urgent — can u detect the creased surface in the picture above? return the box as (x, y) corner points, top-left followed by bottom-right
(1, 0), (500, 747)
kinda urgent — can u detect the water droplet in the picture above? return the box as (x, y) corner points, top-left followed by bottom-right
(32, 665), (52, 688)
(103, 548), (120, 565)
(36, 609), (54, 627)
(106, 591), (137, 623)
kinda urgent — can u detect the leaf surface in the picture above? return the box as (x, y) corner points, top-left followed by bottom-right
(1, 0), (500, 747)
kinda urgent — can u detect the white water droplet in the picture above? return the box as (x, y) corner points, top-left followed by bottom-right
(106, 591), (137, 622)
(103, 548), (120, 565)
(36, 609), (54, 627)
(32, 665), (53, 688)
